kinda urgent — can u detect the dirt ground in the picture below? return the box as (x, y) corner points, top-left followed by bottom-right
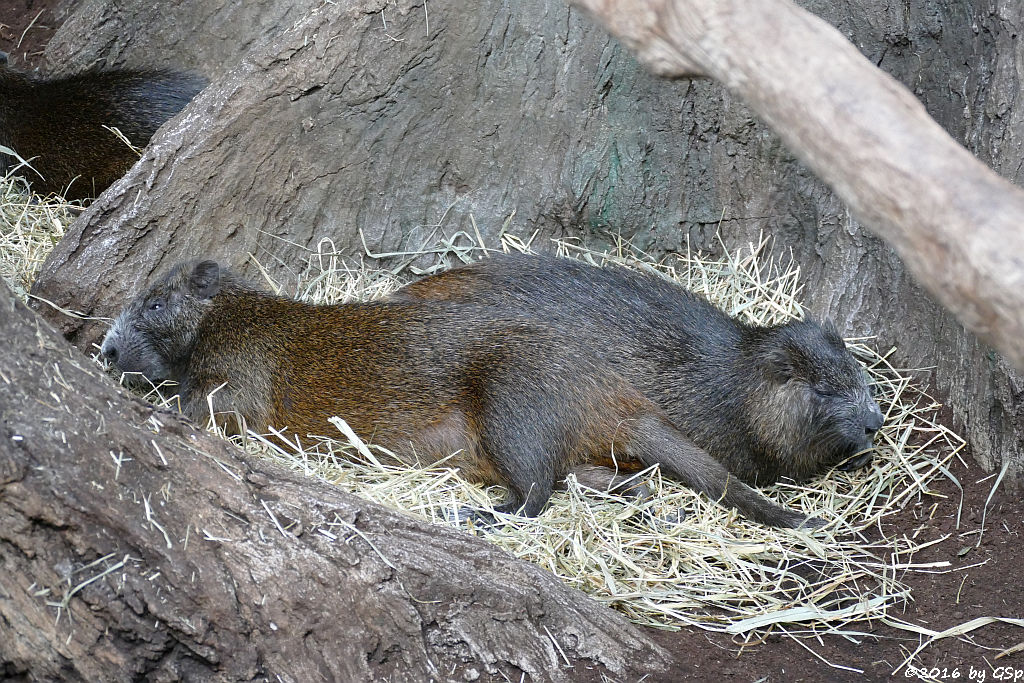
(3, 3), (1021, 681)
(639, 453), (1024, 682)
(0, 0), (69, 69)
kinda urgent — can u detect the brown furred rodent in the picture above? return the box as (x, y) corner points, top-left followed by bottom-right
(393, 254), (884, 486)
(0, 52), (205, 200)
(100, 260), (822, 529)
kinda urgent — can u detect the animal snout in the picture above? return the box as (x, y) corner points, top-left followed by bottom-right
(101, 334), (121, 366)
(864, 403), (884, 436)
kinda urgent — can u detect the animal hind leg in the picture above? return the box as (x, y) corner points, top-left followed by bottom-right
(483, 439), (555, 517)
(445, 439), (553, 523)
(473, 393), (559, 518)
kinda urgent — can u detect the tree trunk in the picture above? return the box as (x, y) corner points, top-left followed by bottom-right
(29, 0), (1024, 486)
(572, 0), (1024, 370)
(41, 0), (321, 79)
(0, 281), (669, 681)
(561, 1), (1024, 481)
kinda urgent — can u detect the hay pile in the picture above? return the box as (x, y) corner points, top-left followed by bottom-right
(0, 175), (71, 300)
(0, 175), (966, 647)
(250, 235), (966, 643)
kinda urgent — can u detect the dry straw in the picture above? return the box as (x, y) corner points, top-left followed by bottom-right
(250, 234), (966, 642)
(0, 176), (967, 655)
(0, 173), (73, 299)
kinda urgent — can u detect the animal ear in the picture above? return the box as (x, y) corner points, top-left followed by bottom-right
(189, 260), (222, 299)
(821, 317), (846, 349)
(761, 342), (800, 383)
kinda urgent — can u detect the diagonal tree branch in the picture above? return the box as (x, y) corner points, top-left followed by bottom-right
(571, 0), (1024, 369)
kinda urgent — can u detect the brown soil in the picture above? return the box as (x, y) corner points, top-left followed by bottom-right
(0, 0), (71, 69)
(3, 3), (1021, 681)
(638, 453), (1024, 682)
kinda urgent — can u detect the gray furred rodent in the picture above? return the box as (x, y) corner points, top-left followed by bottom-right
(393, 254), (885, 486)
(0, 51), (205, 200)
(100, 259), (824, 529)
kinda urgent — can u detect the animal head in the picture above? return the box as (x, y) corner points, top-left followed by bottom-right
(749, 318), (884, 480)
(101, 260), (226, 385)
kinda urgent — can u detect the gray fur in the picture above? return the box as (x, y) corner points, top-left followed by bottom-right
(394, 254), (886, 485)
(101, 259), (824, 529)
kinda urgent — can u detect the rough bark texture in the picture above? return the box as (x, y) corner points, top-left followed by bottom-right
(0, 281), (670, 681)
(42, 0), (321, 80)
(573, 0), (1024, 368)
(29, 0), (1024, 484)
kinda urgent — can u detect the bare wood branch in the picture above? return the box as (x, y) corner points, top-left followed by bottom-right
(570, 0), (1024, 369)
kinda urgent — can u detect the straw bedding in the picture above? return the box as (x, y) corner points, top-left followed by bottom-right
(0, 176), (966, 646)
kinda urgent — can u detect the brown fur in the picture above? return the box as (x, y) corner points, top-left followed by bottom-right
(0, 52), (205, 200)
(101, 260), (823, 529)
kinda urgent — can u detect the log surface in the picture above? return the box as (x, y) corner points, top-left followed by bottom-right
(0, 282), (668, 681)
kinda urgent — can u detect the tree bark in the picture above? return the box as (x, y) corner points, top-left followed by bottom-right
(570, 0), (1024, 372)
(42, 0), (321, 80)
(28, 0), (1024, 487)
(0, 281), (669, 681)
